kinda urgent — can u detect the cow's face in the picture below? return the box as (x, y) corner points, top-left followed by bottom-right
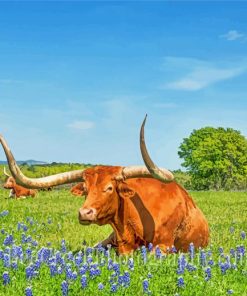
(78, 166), (122, 226)
(3, 177), (16, 189)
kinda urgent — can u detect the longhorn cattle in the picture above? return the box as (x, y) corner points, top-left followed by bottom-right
(3, 167), (37, 199)
(0, 116), (209, 254)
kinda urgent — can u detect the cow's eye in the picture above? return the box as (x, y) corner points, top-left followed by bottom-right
(104, 185), (113, 192)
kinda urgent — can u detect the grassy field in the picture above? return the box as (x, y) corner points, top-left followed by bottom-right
(0, 188), (247, 296)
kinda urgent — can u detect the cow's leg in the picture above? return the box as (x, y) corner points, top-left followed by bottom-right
(8, 189), (15, 198)
(94, 232), (118, 249)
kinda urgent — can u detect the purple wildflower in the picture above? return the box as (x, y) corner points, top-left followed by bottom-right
(25, 287), (33, 296)
(61, 280), (69, 296)
(81, 275), (87, 289)
(98, 283), (104, 290)
(2, 271), (10, 285)
(177, 276), (185, 288)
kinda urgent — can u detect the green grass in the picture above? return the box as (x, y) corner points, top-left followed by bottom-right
(0, 189), (247, 296)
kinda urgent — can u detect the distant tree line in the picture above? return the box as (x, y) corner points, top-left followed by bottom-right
(0, 126), (246, 191)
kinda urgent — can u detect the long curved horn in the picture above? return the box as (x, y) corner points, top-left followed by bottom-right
(0, 134), (84, 189)
(120, 115), (174, 183)
(3, 166), (11, 177)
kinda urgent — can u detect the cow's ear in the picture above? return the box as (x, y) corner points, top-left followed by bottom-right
(70, 182), (87, 196)
(117, 183), (135, 199)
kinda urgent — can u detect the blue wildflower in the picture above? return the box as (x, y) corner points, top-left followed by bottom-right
(241, 231), (246, 240)
(177, 255), (187, 274)
(128, 258), (134, 271)
(205, 266), (211, 281)
(189, 243), (195, 260)
(143, 279), (149, 292)
(61, 239), (67, 253)
(229, 226), (235, 233)
(141, 246), (147, 263)
(3, 253), (10, 267)
(98, 283), (104, 290)
(110, 283), (118, 293)
(61, 280), (69, 296)
(81, 275), (87, 289)
(148, 243), (153, 252)
(155, 246), (162, 259)
(3, 271), (10, 285)
(227, 289), (234, 294)
(11, 261), (18, 269)
(218, 247), (224, 254)
(25, 286), (33, 296)
(177, 276), (185, 288)
(4, 234), (14, 246)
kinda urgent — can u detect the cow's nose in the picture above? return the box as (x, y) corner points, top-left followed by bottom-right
(78, 208), (96, 224)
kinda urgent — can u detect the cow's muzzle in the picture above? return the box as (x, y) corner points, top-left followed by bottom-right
(78, 208), (96, 225)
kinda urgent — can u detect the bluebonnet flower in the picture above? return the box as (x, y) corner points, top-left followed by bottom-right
(200, 250), (206, 267)
(3, 253), (10, 267)
(147, 272), (152, 278)
(241, 231), (246, 240)
(57, 266), (63, 274)
(155, 246), (162, 259)
(0, 210), (9, 217)
(148, 243), (153, 252)
(61, 280), (69, 296)
(227, 289), (234, 294)
(11, 261), (18, 269)
(89, 267), (101, 278)
(112, 263), (120, 275)
(177, 276), (185, 288)
(1, 229), (5, 234)
(25, 286), (33, 296)
(205, 266), (211, 281)
(61, 239), (67, 253)
(141, 246), (147, 263)
(110, 283), (118, 293)
(26, 248), (32, 261)
(79, 267), (87, 275)
(49, 264), (57, 277)
(119, 271), (131, 287)
(81, 275), (87, 289)
(32, 240), (38, 247)
(218, 247), (224, 254)
(48, 217), (52, 224)
(219, 261), (231, 275)
(208, 259), (214, 266)
(67, 251), (74, 261)
(229, 226), (235, 233)
(0, 250), (3, 259)
(75, 253), (83, 267)
(171, 245), (177, 253)
(4, 234), (14, 246)
(230, 248), (235, 257)
(128, 258), (134, 271)
(26, 265), (37, 280)
(98, 283), (104, 290)
(34, 259), (41, 270)
(142, 279), (149, 293)
(2, 271), (10, 285)
(86, 247), (93, 256)
(186, 263), (197, 272)
(177, 255), (187, 274)
(189, 243), (195, 260)
(87, 255), (93, 264)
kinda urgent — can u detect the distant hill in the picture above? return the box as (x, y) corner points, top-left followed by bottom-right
(0, 160), (48, 165)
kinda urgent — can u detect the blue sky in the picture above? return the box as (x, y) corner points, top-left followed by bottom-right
(0, 2), (246, 170)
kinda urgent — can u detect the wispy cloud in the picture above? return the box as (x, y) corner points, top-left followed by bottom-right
(162, 57), (247, 91)
(67, 120), (94, 130)
(220, 30), (245, 41)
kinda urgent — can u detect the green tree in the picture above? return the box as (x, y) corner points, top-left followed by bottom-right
(178, 127), (247, 190)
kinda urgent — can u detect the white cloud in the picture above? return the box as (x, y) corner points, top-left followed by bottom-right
(67, 120), (94, 130)
(162, 57), (247, 91)
(220, 30), (245, 41)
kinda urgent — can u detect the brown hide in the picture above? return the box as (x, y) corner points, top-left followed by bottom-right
(78, 166), (209, 254)
(3, 177), (37, 198)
